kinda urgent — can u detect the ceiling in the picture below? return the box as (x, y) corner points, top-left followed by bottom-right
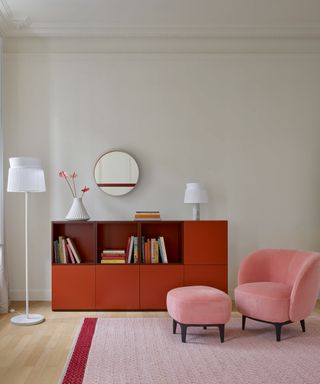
(1, 0), (320, 38)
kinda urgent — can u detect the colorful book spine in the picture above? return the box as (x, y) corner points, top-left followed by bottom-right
(58, 236), (66, 263)
(141, 236), (145, 264)
(53, 240), (60, 263)
(144, 240), (149, 264)
(133, 236), (138, 263)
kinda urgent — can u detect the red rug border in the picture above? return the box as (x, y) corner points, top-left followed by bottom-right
(62, 318), (97, 384)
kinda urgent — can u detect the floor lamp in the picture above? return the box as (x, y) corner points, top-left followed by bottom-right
(7, 157), (46, 325)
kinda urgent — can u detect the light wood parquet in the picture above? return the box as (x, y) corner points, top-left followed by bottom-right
(0, 301), (319, 384)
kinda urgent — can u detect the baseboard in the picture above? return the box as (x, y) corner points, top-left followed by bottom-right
(9, 289), (51, 301)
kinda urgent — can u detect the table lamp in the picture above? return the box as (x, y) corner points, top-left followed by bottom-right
(184, 182), (208, 220)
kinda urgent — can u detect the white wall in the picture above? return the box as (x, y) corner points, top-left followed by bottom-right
(4, 38), (320, 300)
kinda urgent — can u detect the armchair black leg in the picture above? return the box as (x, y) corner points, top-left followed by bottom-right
(242, 315), (246, 330)
(275, 323), (282, 342)
(173, 319), (177, 334)
(218, 324), (225, 343)
(203, 326), (207, 330)
(300, 319), (305, 332)
(180, 324), (188, 343)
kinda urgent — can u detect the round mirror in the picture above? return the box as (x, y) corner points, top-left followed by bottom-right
(94, 151), (139, 196)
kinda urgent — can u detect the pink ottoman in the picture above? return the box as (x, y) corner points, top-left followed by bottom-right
(166, 286), (231, 343)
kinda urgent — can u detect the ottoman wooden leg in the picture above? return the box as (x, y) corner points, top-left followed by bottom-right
(180, 324), (188, 343)
(242, 315), (246, 330)
(218, 324), (225, 343)
(173, 319), (177, 334)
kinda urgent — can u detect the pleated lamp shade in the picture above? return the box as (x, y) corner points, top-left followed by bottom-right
(7, 157), (46, 193)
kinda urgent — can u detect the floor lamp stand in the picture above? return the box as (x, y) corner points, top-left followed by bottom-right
(10, 192), (45, 326)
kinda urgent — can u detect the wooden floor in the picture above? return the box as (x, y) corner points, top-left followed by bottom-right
(0, 301), (319, 384)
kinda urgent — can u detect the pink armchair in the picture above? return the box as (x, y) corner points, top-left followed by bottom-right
(235, 249), (320, 341)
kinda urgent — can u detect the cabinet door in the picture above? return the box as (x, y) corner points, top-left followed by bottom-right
(96, 265), (140, 310)
(184, 265), (228, 293)
(140, 265), (184, 310)
(52, 265), (95, 310)
(184, 221), (228, 264)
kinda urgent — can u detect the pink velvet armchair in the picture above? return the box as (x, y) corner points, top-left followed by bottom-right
(235, 249), (320, 341)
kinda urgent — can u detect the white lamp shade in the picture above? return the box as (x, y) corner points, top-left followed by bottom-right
(184, 182), (208, 204)
(7, 157), (46, 192)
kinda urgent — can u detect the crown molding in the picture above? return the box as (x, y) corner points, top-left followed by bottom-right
(4, 36), (320, 54)
(1, 0), (320, 53)
(3, 22), (320, 39)
(0, 0), (30, 36)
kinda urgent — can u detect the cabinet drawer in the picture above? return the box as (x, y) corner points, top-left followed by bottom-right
(52, 265), (95, 310)
(140, 265), (183, 310)
(184, 265), (228, 293)
(183, 221), (227, 264)
(96, 265), (140, 310)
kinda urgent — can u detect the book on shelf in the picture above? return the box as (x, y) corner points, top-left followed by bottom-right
(134, 210), (161, 220)
(133, 236), (138, 263)
(66, 238), (81, 263)
(66, 244), (76, 264)
(142, 236), (168, 264)
(127, 235), (134, 263)
(158, 236), (168, 263)
(101, 259), (126, 264)
(101, 255), (126, 263)
(101, 253), (126, 258)
(58, 236), (66, 263)
(141, 236), (145, 264)
(151, 238), (158, 264)
(102, 249), (126, 254)
(62, 238), (69, 263)
(101, 255), (126, 260)
(53, 240), (60, 264)
(53, 236), (81, 264)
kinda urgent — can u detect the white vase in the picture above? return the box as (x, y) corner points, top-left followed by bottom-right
(65, 197), (90, 221)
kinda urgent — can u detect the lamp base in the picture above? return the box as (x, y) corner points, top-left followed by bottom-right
(10, 314), (45, 326)
(192, 203), (200, 220)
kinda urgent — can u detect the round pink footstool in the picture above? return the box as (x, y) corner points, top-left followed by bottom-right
(166, 286), (231, 343)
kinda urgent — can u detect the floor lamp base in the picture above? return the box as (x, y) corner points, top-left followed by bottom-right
(10, 314), (45, 326)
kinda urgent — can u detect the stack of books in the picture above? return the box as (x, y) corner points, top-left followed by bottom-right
(101, 249), (126, 264)
(134, 211), (161, 220)
(142, 236), (168, 264)
(53, 236), (81, 264)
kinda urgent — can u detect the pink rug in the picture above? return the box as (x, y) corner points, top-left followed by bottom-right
(61, 316), (320, 384)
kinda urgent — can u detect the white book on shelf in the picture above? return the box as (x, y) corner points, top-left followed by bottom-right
(127, 236), (134, 263)
(159, 236), (168, 263)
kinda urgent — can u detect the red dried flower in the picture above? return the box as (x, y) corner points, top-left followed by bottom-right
(58, 171), (89, 198)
